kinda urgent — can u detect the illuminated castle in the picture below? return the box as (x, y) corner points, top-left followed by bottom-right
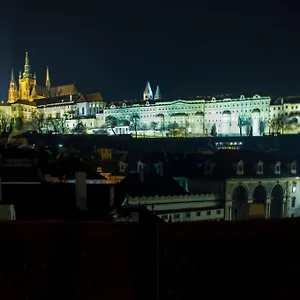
(8, 51), (78, 103)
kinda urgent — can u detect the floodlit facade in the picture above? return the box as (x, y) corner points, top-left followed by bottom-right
(2, 54), (300, 137)
(104, 82), (271, 136)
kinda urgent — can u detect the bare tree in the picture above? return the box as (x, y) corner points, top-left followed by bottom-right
(259, 119), (266, 136)
(130, 113), (140, 138)
(150, 121), (158, 137)
(0, 111), (11, 134)
(30, 110), (46, 133)
(238, 115), (252, 136)
(72, 120), (87, 134)
(105, 115), (118, 134)
(47, 115), (69, 134)
(269, 116), (286, 134)
(168, 122), (180, 137)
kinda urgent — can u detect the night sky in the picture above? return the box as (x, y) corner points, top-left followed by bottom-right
(1, 1), (300, 102)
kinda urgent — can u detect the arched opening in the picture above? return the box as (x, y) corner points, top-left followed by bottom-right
(270, 184), (284, 219)
(251, 185), (267, 219)
(253, 185), (267, 204)
(232, 185), (249, 220)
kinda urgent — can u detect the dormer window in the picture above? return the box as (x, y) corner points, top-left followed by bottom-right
(275, 161), (281, 175)
(118, 161), (127, 173)
(137, 161), (145, 173)
(257, 161), (263, 175)
(291, 161), (297, 175)
(204, 161), (215, 175)
(237, 160), (244, 175)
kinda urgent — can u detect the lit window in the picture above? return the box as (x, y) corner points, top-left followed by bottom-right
(292, 182), (297, 193)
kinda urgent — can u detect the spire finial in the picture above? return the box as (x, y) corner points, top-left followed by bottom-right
(45, 66), (51, 89)
(23, 51), (31, 78)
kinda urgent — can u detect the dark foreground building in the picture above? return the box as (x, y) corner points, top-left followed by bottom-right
(0, 218), (299, 299)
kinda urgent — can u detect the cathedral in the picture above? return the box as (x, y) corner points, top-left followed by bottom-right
(8, 52), (78, 103)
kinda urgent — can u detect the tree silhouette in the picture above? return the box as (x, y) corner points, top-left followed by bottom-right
(105, 115), (118, 134)
(130, 113), (140, 138)
(210, 123), (217, 137)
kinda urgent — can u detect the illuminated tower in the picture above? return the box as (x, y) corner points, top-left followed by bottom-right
(154, 85), (161, 100)
(45, 66), (51, 89)
(18, 51), (37, 101)
(143, 81), (153, 100)
(8, 69), (18, 103)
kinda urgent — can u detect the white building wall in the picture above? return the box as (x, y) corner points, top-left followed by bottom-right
(126, 194), (224, 222)
(103, 95), (271, 136)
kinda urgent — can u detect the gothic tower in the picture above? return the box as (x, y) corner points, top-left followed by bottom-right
(8, 69), (18, 103)
(18, 51), (37, 101)
(143, 81), (153, 100)
(45, 66), (51, 90)
(154, 85), (161, 100)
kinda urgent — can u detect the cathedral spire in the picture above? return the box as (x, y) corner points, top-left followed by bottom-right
(154, 85), (161, 100)
(143, 81), (153, 100)
(45, 66), (51, 89)
(22, 51), (31, 78)
(10, 68), (15, 83)
(8, 69), (17, 103)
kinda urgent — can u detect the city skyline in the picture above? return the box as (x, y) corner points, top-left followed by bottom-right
(1, 1), (300, 102)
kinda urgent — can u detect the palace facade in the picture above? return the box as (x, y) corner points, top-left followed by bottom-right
(103, 82), (271, 136)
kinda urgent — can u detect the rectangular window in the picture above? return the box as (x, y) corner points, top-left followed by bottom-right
(196, 212), (201, 217)
(217, 210), (221, 215)
(291, 197), (296, 208)
(206, 211), (211, 216)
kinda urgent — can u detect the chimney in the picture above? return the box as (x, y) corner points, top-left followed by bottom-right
(139, 167), (144, 182)
(109, 186), (115, 207)
(75, 172), (87, 211)
(159, 164), (164, 177)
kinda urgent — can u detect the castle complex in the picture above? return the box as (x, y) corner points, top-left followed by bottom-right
(1, 52), (300, 136)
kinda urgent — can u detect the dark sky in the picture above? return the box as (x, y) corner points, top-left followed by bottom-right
(1, 0), (300, 102)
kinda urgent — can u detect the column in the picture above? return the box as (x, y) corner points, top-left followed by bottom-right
(225, 201), (232, 221)
(265, 198), (271, 219)
(282, 201), (286, 218)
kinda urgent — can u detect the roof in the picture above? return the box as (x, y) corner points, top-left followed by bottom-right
(11, 99), (36, 106)
(35, 84), (78, 98)
(42, 157), (106, 180)
(36, 93), (82, 106)
(271, 96), (300, 105)
(120, 172), (189, 198)
(107, 93), (270, 107)
(166, 149), (299, 179)
(80, 93), (104, 103)
(1, 166), (41, 182)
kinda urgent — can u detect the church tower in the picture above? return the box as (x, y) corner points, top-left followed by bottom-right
(8, 69), (18, 103)
(18, 51), (37, 101)
(143, 81), (153, 100)
(154, 85), (162, 100)
(45, 66), (51, 90)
